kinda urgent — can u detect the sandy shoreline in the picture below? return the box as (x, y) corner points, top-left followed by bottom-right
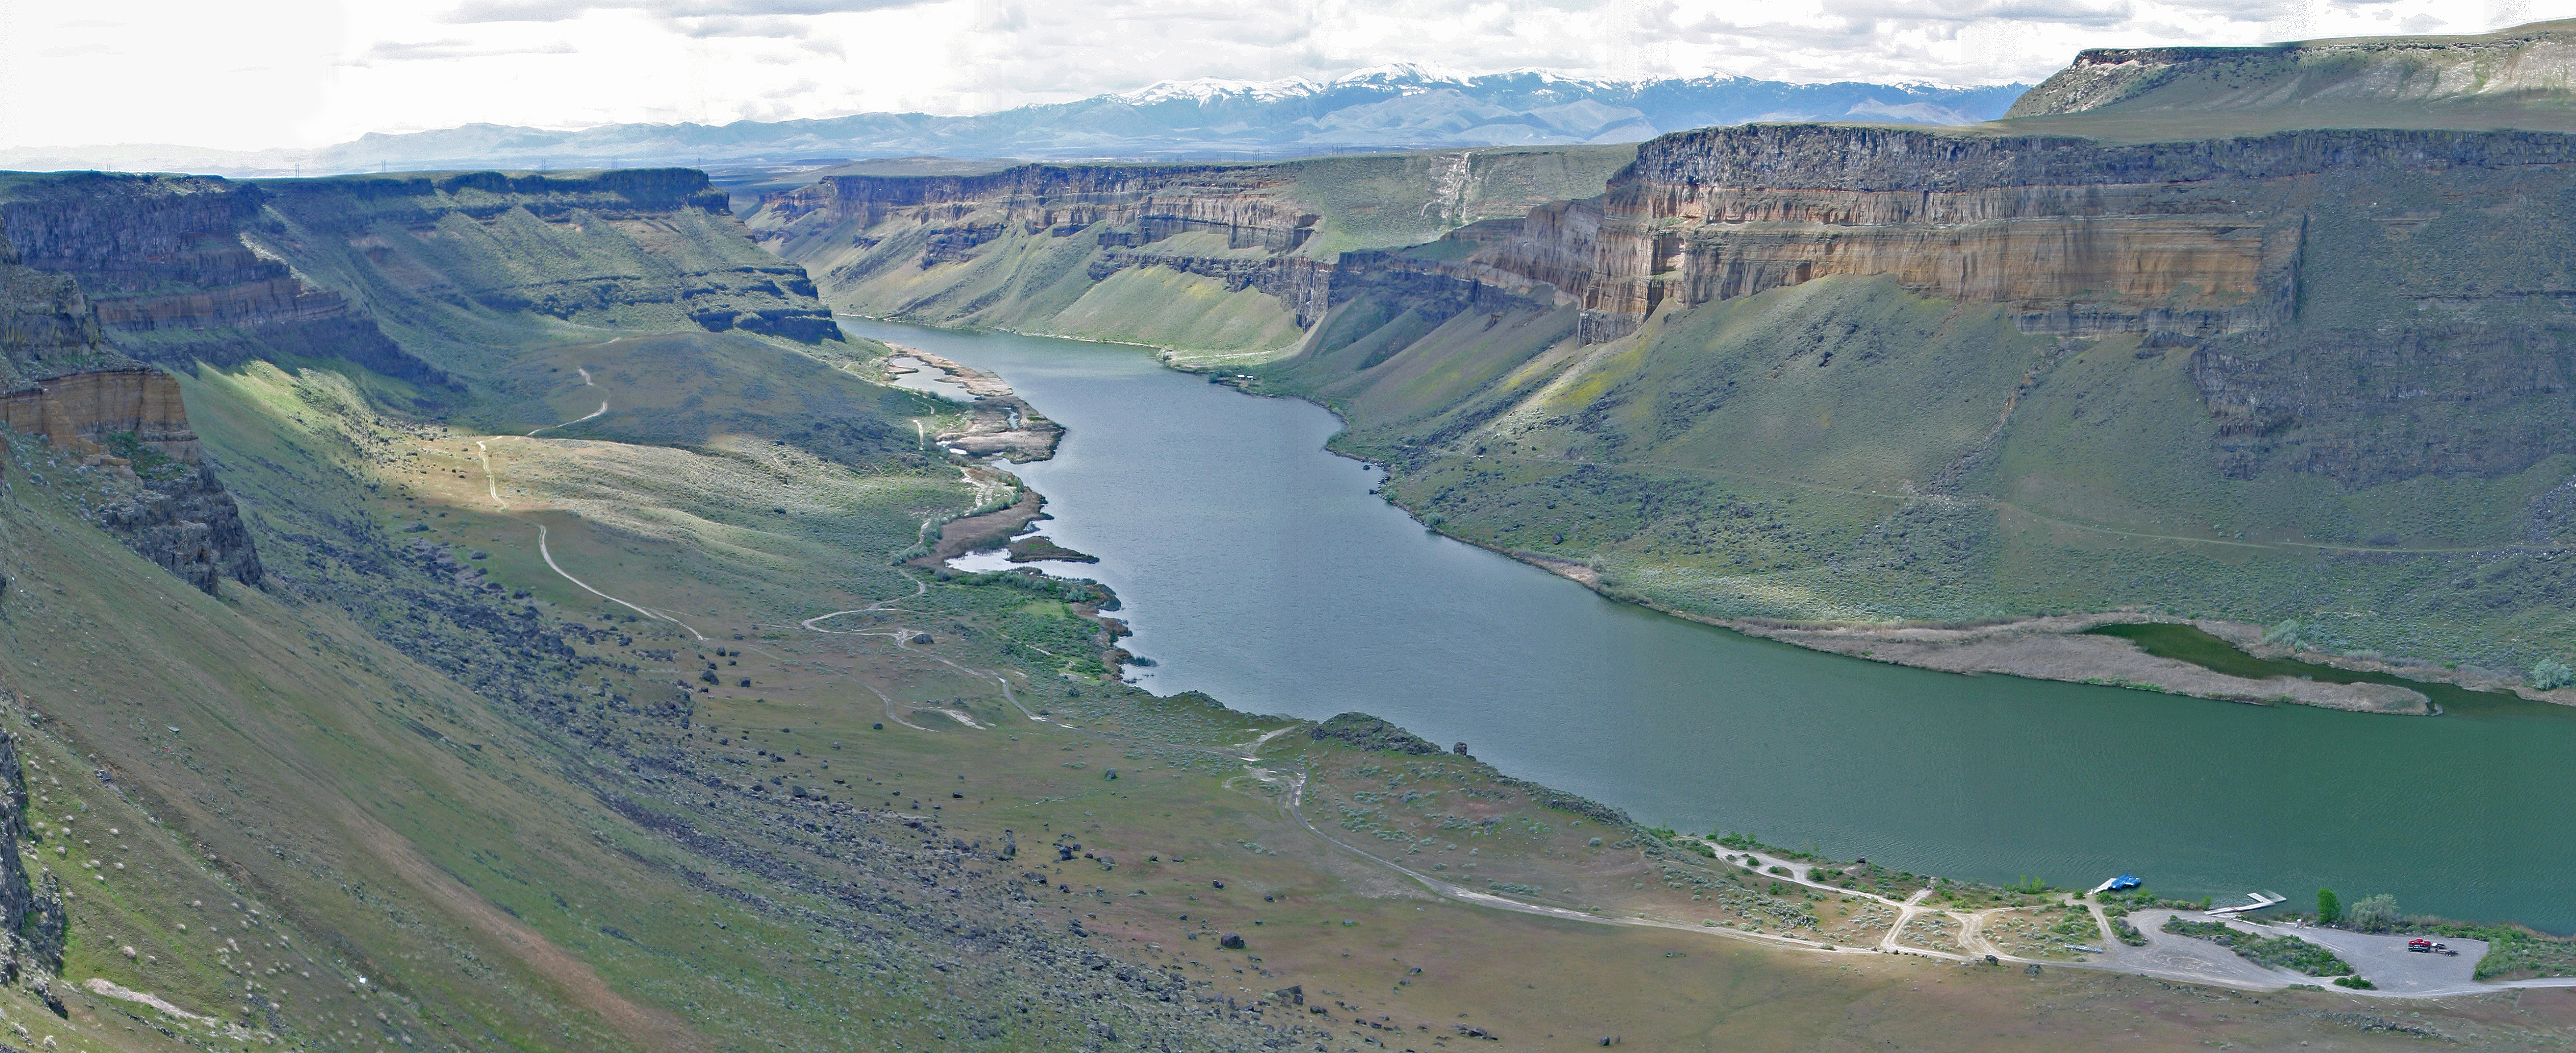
(1494, 547), (2573, 715)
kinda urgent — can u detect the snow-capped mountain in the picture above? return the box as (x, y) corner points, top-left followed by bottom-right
(1, 68), (2029, 177)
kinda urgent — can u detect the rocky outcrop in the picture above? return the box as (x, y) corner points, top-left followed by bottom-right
(1, 369), (263, 593)
(0, 368), (197, 460)
(0, 250), (121, 389)
(2005, 20), (2576, 121)
(260, 169), (840, 346)
(1366, 125), (2576, 349)
(1, 167), (841, 393)
(760, 164), (1320, 256)
(0, 172), (442, 382)
(749, 149), (1633, 342)
(0, 732), (67, 977)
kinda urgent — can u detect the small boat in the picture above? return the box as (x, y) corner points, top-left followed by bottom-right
(2089, 873), (2143, 895)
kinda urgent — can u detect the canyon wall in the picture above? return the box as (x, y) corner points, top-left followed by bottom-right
(0, 166), (830, 597)
(0, 173), (438, 383)
(0, 369), (263, 595)
(750, 148), (1636, 348)
(1, 168), (843, 395)
(256, 169), (841, 349)
(0, 368), (197, 460)
(761, 164), (1322, 253)
(1453, 125), (2576, 343)
(2005, 21), (2576, 124)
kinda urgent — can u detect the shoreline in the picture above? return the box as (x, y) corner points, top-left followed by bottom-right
(856, 316), (2571, 715)
(836, 314), (2576, 961)
(1507, 549), (2574, 716)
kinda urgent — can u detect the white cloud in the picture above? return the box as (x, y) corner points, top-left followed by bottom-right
(2, 0), (2571, 151)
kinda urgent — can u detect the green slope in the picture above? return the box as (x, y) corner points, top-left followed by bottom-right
(1263, 267), (2576, 672)
(1999, 19), (2576, 140)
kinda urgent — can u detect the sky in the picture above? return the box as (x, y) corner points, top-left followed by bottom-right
(0, 0), (2569, 151)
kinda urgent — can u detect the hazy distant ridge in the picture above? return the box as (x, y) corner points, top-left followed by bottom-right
(2, 67), (2028, 177)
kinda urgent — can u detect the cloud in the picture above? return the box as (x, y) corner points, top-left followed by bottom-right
(354, 38), (578, 64)
(1820, 0), (2141, 27)
(15, 0), (2576, 152)
(443, 0), (931, 23)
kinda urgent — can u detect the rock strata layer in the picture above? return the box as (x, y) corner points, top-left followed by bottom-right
(1, 369), (264, 594)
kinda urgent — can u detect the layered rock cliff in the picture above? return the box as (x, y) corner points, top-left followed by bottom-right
(1447, 125), (2576, 343)
(0, 173), (437, 383)
(2004, 20), (2576, 128)
(1, 369), (263, 594)
(750, 147), (1637, 349)
(255, 169), (841, 349)
(0, 228), (122, 389)
(1, 168), (843, 396)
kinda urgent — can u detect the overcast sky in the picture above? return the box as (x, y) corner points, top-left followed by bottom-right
(0, 0), (2566, 151)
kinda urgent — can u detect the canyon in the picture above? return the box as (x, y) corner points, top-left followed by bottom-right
(748, 32), (2576, 682)
(2, 20), (2576, 1053)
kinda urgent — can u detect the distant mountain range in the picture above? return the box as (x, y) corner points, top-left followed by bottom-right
(1, 65), (2029, 177)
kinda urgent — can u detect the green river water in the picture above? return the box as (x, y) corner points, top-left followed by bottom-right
(852, 318), (2576, 933)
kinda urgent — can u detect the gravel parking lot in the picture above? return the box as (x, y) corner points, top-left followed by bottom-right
(2244, 920), (2487, 994)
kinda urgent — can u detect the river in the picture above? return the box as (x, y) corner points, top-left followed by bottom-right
(844, 317), (2576, 933)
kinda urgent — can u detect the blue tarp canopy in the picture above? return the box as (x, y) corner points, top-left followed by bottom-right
(2107, 874), (2141, 890)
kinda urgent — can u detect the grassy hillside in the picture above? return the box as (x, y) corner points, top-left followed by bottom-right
(253, 172), (841, 383)
(11, 392), (2534, 1051)
(8, 152), (2576, 1050)
(757, 146), (1634, 359)
(1262, 265), (2576, 677)
(1998, 19), (2576, 140)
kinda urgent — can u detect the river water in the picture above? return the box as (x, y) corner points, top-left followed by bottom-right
(844, 318), (2576, 932)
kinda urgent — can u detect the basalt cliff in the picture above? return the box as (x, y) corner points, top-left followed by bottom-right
(0, 368), (264, 595)
(2, 168), (842, 391)
(749, 147), (1638, 353)
(1, 167), (847, 597)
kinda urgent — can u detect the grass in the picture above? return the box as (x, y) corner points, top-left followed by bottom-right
(2083, 622), (2542, 714)
(0, 337), (2544, 1053)
(17, 148), (2576, 1050)
(1256, 267), (2576, 676)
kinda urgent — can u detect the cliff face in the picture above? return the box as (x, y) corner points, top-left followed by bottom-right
(763, 164), (1323, 254)
(0, 169), (842, 395)
(2005, 20), (2576, 125)
(0, 368), (196, 460)
(256, 169), (840, 349)
(1450, 125), (2576, 344)
(0, 731), (67, 980)
(0, 230), (122, 389)
(750, 147), (1637, 351)
(1, 369), (263, 594)
(1241, 117), (2576, 668)
(0, 173), (433, 382)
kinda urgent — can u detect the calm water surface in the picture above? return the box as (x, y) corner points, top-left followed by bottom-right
(847, 318), (2576, 932)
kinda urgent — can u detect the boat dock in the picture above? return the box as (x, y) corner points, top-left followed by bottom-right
(2205, 891), (2287, 917)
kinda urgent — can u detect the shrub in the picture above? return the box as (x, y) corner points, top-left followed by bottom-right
(2161, 917), (2354, 976)
(2346, 894), (2401, 932)
(2317, 888), (2341, 926)
(2533, 658), (2574, 691)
